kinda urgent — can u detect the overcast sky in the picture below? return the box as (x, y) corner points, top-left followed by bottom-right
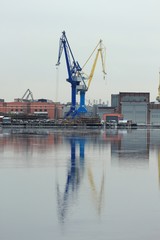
(0, 0), (160, 104)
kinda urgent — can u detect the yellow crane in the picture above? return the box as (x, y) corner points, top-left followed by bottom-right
(82, 39), (106, 89)
(77, 40), (106, 113)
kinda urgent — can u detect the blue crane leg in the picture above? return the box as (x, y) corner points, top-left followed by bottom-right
(65, 84), (77, 118)
(71, 84), (76, 112)
(77, 91), (87, 114)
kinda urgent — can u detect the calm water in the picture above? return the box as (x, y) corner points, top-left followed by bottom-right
(0, 128), (160, 240)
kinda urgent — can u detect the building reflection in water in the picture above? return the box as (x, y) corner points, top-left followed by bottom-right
(103, 129), (150, 167)
(158, 151), (160, 187)
(149, 129), (160, 189)
(0, 129), (62, 151)
(0, 129), (63, 167)
(104, 129), (160, 190)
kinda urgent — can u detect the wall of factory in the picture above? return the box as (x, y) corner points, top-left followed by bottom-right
(3, 102), (29, 114)
(119, 92), (150, 103)
(121, 102), (148, 124)
(149, 103), (160, 125)
(150, 109), (160, 125)
(30, 102), (55, 119)
(0, 101), (64, 120)
(111, 94), (119, 108)
(97, 106), (115, 119)
(119, 92), (150, 113)
(0, 102), (5, 114)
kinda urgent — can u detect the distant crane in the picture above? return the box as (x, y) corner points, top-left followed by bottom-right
(56, 31), (85, 117)
(156, 71), (160, 102)
(15, 89), (34, 102)
(22, 89), (34, 101)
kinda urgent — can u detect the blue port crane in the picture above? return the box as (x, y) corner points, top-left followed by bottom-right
(56, 31), (86, 117)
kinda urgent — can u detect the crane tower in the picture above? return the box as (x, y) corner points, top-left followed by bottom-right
(56, 31), (85, 117)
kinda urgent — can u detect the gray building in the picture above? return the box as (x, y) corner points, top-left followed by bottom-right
(149, 103), (160, 125)
(121, 102), (148, 124)
(111, 94), (119, 108)
(111, 92), (150, 124)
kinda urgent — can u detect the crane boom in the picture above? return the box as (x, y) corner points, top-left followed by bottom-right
(84, 40), (106, 89)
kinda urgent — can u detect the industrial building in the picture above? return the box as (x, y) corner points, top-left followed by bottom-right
(110, 92), (160, 125)
(0, 98), (63, 120)
(111, 92), (150, 124)
(149, 103), (160, 125)
(1, 89), (160, 126)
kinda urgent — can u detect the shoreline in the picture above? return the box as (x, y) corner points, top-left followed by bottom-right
(1, 123), (160, 129)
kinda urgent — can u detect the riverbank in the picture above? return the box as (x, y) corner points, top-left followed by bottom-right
(1, 123), (160, 129)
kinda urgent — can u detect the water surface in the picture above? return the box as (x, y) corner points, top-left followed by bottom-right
(0, 128), (160, 240)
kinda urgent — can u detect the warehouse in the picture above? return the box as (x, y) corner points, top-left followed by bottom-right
(111, 92), (150, 124)
(149, 103), (160, 125)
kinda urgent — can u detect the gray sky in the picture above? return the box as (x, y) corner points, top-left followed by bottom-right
(0, 0), (160, 104)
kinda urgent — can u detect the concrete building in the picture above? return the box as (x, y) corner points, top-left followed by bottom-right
(93, 104), (112, 119)
(149, 103), (160, 125)
(111, 94), (119, 109)
(121, 102), (148, 124)
(111, 92), (150, 124)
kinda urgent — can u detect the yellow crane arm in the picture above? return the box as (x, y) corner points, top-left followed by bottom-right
(88, 50), (100, 89)
(82, 39), (106, 90)
(100, 47), (106, 77)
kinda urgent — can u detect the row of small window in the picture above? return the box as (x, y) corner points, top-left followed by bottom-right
(35, 109), (47, 112)
(10, 109), (23, 112)
(9, 109), (48, 112)
(151, 114), (160, 118)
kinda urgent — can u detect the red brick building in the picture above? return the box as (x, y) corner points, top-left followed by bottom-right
(0, 100), (63, 119)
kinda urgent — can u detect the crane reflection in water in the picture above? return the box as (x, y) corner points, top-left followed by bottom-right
(56, 133), (106, 223)
(56, 135), (85, 223)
